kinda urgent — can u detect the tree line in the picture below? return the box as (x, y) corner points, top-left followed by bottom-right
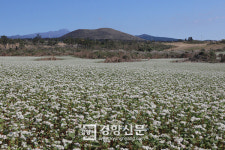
(0, 34), (174, 52)
(0, 34), (59, 49)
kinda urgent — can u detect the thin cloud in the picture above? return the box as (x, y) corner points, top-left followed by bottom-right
(193, 16), (225, 24)
(208, 16), (225, 22)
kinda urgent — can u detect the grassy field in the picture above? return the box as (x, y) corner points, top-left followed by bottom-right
(0, 57), (224, 149)
(164, 42), (225, 51)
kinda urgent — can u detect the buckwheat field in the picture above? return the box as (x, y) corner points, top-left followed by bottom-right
(0, 57), (224, 149)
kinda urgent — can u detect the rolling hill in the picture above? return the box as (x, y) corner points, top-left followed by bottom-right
(61, 28), (143, 41)
(136, 34), (180, 41)
(6, 28), (182, 42)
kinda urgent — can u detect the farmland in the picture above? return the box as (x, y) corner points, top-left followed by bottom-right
(0, 57), (225, 149)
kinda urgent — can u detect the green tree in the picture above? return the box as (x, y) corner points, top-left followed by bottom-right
(63, 37), (75, 45)
(220, 39), (225, 44)
(188, 37), (193, 42)
(19, 39), (25, 49)
(48, 39), (58, 46)
(32, 34), (42, 45)
(1, 35), (8, 48)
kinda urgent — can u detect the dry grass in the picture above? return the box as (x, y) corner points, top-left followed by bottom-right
(164, 42), (225, 52)
(163, 42), (208, 51)
(57, 42), (67, 47)
(204, 43), (225, 50)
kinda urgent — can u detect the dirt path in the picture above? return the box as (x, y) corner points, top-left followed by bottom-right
(163, 42), (207, 51)
(164, 42), (225, 51)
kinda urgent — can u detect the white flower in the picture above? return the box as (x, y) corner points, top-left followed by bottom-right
(16, 112), (24, 119)
(191, 116), (201, 122)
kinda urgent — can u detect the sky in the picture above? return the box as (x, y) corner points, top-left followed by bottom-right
(1, 0), (225, 40)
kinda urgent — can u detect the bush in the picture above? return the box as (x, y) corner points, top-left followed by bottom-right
(189, 51), (217, 62)
(219, 39), (225, 44)
(219, 54), (225, 62)
(104, 54), (134, 63)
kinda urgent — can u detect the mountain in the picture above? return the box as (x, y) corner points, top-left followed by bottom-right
(8, 29), (70, 39)
(61, 28), (143, 41)
(136, 34), (179, 42)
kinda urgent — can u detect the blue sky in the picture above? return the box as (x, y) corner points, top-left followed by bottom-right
(1, 0), (225, 40)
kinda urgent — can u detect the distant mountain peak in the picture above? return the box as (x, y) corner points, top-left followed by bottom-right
(8, 29), (70, 39)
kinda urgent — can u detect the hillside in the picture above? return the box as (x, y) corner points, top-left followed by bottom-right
(61, 28), (143, 41)
(136, 34), (179, 41)
(8, 29), (70, 39)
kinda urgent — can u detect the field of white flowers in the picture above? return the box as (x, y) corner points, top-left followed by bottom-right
(0, 56), (224, 149)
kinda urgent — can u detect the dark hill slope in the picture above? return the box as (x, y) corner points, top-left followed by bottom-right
(62, 28), (143, 41)
(137, 34), (179, 42)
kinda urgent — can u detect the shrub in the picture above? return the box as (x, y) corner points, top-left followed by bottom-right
(219, 39), (225, 44)
(104, 54), (134, 63)
(219, 54), (225, 62)
(189, 50), (217, 62)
